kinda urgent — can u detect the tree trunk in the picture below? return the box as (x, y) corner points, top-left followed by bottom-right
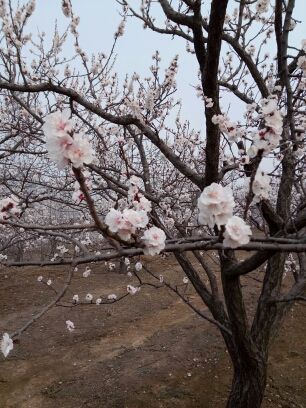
(226, 358), (267, 408)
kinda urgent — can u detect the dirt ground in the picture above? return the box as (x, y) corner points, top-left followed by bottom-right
(0, 254), (305, 408)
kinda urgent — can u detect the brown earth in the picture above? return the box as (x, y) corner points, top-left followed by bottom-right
(0, 255), (305, 408)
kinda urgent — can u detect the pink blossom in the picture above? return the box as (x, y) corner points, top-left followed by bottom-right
(197, 183), (234, 227)
(142, 226), (166, 256)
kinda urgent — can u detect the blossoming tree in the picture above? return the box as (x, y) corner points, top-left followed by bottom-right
(0, 0), (306, 407)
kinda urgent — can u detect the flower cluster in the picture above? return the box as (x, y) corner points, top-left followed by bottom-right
(105, 176), (165, 255)
(127, 178), (152, 213)
(65, 320), (75, 332)
(212, 114), (244, 143)
(105, 208), (149, 241)
(43, 110), (94, 168)
(252, 169), (271, 202)
(256, 0), (269, 14)
(142, 226), (166, 256)
(127, 284), (140, 295)
(61, 0), (72, 17)
(0, 196), (20, 221)
(198, 183), (252, 248)
(197, 183), (235, 228)
(223, 216), (252, 249)
(249, 98), (283, 157)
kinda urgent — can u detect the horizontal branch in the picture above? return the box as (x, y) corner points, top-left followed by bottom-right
(5, 238), (306, 269)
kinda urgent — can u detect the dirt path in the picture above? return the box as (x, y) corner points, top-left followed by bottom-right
(0, 258), (305, 407)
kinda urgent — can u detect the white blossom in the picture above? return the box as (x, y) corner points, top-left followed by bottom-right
(105, 208), (149, 241)
(197, 183), (234, 227)
(43, 111), (94, 168)
(256, 0), (269, 14)
(142, 227), (166, 256)
(127, 284), (140, 295)
(223, 216), (252, 248)
(1, 333), (13, 358)
(83, 266), (91, 278)
(0, 196), (20, 221)
(43, 110), (73, 139)
(0, 254), (7, 262)
(65, 320), (75, 332)
(297, 55), (306, 75)
(252, 170), (271, 202)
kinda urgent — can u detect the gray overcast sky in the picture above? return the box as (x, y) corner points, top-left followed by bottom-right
(26, 1), (306, 131)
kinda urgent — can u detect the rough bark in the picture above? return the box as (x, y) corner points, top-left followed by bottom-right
(226, 357), (267, 408)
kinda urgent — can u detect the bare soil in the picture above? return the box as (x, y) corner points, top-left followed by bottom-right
(0, 255), (305, 408)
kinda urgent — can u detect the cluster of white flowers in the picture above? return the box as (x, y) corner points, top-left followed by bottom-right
(248, 98), (283, 157)
(65, 320), (75, 332)
(105, 177), (165, 255)
(247, 45), (256, 57)
(127, 284), (140, 295)
(127, 178), (152, 213)
(252, 169), (271, 202)
(105, 208), (149, 241)
(198, 183), (252, 248)
(61, 0), (72, 18)
(223, 216), (252, 249)
(1, 333), (13, 358)
(43, 110), (94, 168)
(212, 114), (244, 143)
(142, 226), (166, 256)
(56, 245), (69, 256)
(0, 253), (8, 262)
(256, 0), (269, 14)
(135, 261), (143, 272)
(197, 183), (235, 228)
(0, 196), (20, 221)
(164, 55), (179, 89)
